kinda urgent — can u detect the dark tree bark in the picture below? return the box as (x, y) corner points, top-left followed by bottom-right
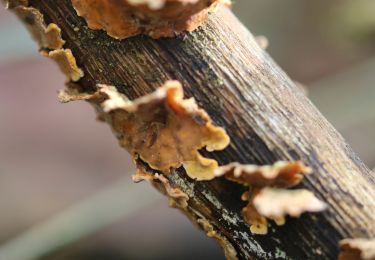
(7, 0), (375, 259)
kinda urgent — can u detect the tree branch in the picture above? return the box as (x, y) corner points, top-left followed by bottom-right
(6, 0), (375, 259)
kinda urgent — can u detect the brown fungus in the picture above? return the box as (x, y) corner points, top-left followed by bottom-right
(7, 1), (84, 83)
(215, 161), (325, 234)
(215, 161), (311, 188)
(5, 0), (28, 9)
(339, 238), (375, 260)
(253, 188), (327, 221)
(12, 5), (65, 49)
(61, 80), (230, 180)
(71, 0), (230, 39)
(241, 188), (269, 235)
(43, 49), (84, 82)
(58, 85), (94, 103)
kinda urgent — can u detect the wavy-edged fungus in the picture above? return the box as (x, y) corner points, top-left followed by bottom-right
(71, 0), (230, 39)
(339, 238), (375, 260)
(58, 84), (93, 103)
(61, 80), (229, 180)
(253, 187), (327, 220)
(11, 5), (65, 49)
(215, 161), (311, 188)
(43, 49), (84, 82)
(7, 0), (84, 83)
(215, 161), (325, 234)
(241, 189), (269, 235)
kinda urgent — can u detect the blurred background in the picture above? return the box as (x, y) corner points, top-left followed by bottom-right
(0, 1), (374, 259)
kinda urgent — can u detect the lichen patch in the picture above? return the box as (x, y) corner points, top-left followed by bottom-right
(339, 238), (375, 260)
(43, 49), (84, 82)
(70, 0), (228, 39)
(215, 161), (325, 235)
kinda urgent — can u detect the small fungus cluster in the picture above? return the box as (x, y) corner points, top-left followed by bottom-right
(7, 0), (84, 82)
(60, 80), (327, 236)
(214, 161), (326, 234)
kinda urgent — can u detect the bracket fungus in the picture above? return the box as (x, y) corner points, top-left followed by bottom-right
(71, 0), (230, 39)
(215, 161), (310, 188)
(215, 161), (326, 234)
(339, 238), (375, 260)
(11, 5), (65, 49)
(7, 0), (84, 82)
(253, 188), (327, 221)
(59, 80), (230, 180)
(42, 49), (84, 82)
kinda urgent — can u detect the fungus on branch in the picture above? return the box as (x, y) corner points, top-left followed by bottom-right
(59, 81), (230, 180)
(253, 188), (327, 220)
(339, 238), (375, 260)
(215, 161), (310, 188)
(215, 161), (326, 234)
(71, 0), (230, 39)
(11, 4), (65, 49)
(42, 49), (84, 82)
(7, 0), (84, 82)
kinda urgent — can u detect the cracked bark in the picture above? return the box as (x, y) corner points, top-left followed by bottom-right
(7, 0), (375, 259)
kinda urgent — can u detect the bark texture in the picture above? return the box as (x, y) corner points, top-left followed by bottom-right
(10, 0), (375, 259)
